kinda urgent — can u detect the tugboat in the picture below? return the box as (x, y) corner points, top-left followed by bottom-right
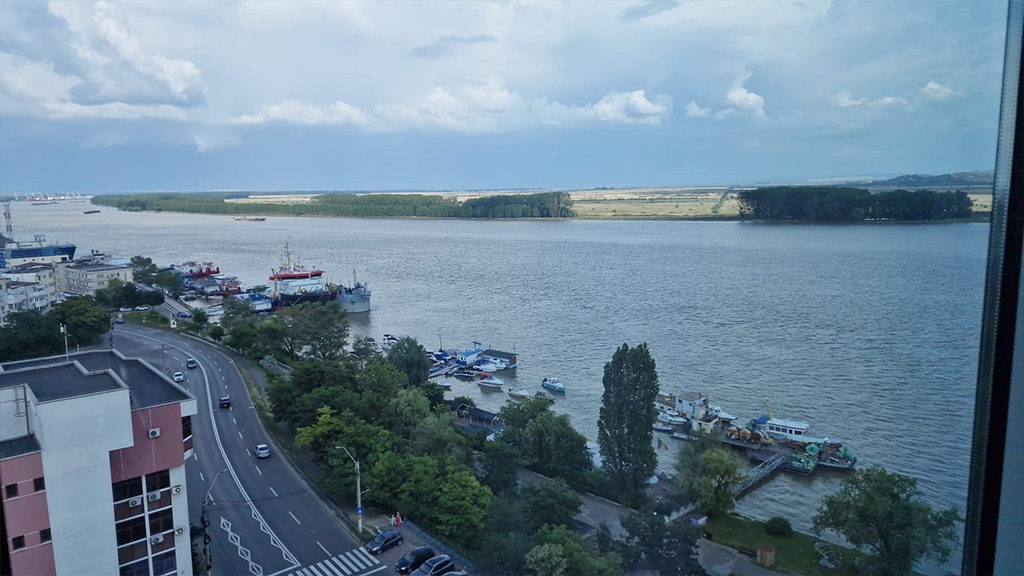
(269, 244), (371, 313)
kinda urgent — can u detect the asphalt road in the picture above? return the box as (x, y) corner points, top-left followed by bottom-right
(112, 323), (384, 576)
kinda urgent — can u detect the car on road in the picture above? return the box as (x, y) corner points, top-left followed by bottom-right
(119, 307), (134, 312)
(114, 318), (125, 324)
(411, 555), (455, 576)
(186, 358), (198, 368)
(172, 372), (184, 382)
(254, 444), (270, 459)
(366, 530), (403, 555)
(176, 311), (192, 318)
(219, 396), (231, 408)
(396, 546), (434, 574)
(134, 305), (149, 311)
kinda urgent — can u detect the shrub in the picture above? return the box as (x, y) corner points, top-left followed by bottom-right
(765, 516), (793, 537)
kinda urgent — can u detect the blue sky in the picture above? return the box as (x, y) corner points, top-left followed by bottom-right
(0, 0), (1010, 193)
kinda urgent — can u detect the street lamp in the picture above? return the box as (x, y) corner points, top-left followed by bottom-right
(201, 468), (228, 576)
(334, 446), (363, 535)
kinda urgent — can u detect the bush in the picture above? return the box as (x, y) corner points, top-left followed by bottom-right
(765, 516), (793, 537)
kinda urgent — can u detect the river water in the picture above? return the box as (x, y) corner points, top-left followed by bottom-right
(16, 201), (986, 571)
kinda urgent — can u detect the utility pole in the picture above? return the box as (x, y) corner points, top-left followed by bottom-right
(59, 323), (69, 361)
(201, 469), (228, 575)
(335, 446), (363, 535)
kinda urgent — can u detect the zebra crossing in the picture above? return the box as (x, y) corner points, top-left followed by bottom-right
(284, 546), (385, 576)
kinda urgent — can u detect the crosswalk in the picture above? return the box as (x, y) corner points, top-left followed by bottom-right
(284, 546), (384, 576)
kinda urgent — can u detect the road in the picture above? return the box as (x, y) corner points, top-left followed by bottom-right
(112, 323), (385, 576)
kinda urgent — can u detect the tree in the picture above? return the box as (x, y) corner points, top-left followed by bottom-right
(620, 512), (704, 576)
(130, 255), (158, 283)
(686, 448), (744, 517)
(432, 468), (493, 542)
(220, 297), (256, 330)
(296, 302), (349, 361)
(47, 297), (110, 346)
(208, 325), (225, 341)
(812, 466), (962, 576)
(481, 438), (524, 495)
(349, 335), (380, 369)
(533, 525), (623, 576)
(526, 543), (567, 576)
(0, 310), (62, 361)
(597, 343), (659, 493)
(521, 482), (583, 533)
(386, 336), (431, 387)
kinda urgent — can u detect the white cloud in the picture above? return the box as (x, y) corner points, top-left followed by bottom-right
(684, 101), (711, 118)
(725, 70), (765, 118)
(920, 80), (958, 100)
(833, 90), (908, 108)
(230, 100), (370, 126)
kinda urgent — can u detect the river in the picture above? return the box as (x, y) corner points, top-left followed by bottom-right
(13, 201), (987, 572)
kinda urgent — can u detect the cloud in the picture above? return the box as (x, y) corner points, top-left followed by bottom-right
(408, 34), (497, 60)
(725, 70), (765, 118)
(684, 101), (711, 118)
(619, 0), (681, 23)
(229, 100), (370, 126)
(833, 90), (908, 108)
(920, 81), (958, 100)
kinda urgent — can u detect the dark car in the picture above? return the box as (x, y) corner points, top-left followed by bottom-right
(411, 555), (455, 576)
(177, 311), (192, 318)
(365, 529), (403, 555)
(186, 358), (198, 368)
(446, 572), (468, 576)
(219, 396), (231, 408)
(113, 317), (125, 324)
(396, 546), (434, 574)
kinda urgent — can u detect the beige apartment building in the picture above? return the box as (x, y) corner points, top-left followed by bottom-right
(55, 263), (132, 296)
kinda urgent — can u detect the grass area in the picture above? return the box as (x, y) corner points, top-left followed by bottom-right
(573, 192), (741, 220)
(119, 311), (171, 328)
(705, 513), (866, 575)
(968, 193), (992, 213)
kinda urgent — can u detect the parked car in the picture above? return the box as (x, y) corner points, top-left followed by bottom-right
(176, 311), (192, 318)
(446, 572), (468, 576)
(172, 372), (184, 382)
(412, 555), (455, 576)
(113, 318), (125, 324)
(134, 305), (149, 311)
(254, 444), (270, 459)
(366, 529), (403, 555)
(119, 307), (134, 312)
(396, 546), (434, 574)
(186, 358), (198, 368)
(219, 396), (231, 408)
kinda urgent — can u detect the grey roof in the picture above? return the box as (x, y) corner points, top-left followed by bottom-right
(0, 434), (41, 461)
(67, 263), (128, 272)
(481, 349), (516, 360)
(1, 350), (192, 409)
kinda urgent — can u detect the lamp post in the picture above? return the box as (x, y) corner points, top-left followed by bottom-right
(334, 446), (363, 535)
(59, 323), (69, 362)
(201, 469), (229, 575)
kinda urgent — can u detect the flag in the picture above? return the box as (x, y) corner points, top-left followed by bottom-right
(657, 438), (668, 451)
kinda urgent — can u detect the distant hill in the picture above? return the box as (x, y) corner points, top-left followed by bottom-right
(868, 170), (994, 188)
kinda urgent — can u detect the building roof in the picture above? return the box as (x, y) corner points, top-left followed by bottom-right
(0, 434), (41, 461)
(481, 349), (516, 360)
(0, 350), (193, 409)
(67, 263), (129, 272)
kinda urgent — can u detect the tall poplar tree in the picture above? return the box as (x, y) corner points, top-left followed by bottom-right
(597, 343), (659, 493)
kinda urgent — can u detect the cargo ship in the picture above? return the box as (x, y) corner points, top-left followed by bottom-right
(233, 216), (266, 222)
(269, 244), (371, 313)
(1, 234), (76, 269)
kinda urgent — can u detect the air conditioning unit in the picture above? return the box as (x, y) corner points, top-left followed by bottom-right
(175, 526), (185, 535)
(151, 535), (164, 545)
(128, 497), (143, 508)
(147, 492), (161, 502)
(148, 428), (161, 438)
(172, 485), (182, 495)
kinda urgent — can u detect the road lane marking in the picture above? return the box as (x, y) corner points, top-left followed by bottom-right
(354, 548), (378, 565)
(346, 550), (368, 569)
(199, 472), (205, 482)
(319, 560), (345, 576)
(233, 417), (237, 424)
(305, 565), (326, 576)
(288, 511), (301, 524)
(316, 541), (330, 556)
(193, 452), (198, 461)
(256, 465), (263, 476)
(246, 448), (251, 456)
(334, 555), (358, 573)
(269, 486), (279, 497)
(363, 566), (387, 576)
(326, 558), (351, 575)
(238, 430), (243, 440)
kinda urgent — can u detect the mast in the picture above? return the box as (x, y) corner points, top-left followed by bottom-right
(764, 399), (773, 420)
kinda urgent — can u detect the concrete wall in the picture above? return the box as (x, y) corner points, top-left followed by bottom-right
(0, 385), (37, 442)
(109, 404), (185, 484)
(34, 388), (133, 576)
(0, 452), (55, 576)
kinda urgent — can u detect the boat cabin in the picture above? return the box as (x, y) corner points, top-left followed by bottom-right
(456, 346), (485, 366)
(481, 349), (517, 369)
(754, 415), (815, 442)
(654, 392), (677, 413)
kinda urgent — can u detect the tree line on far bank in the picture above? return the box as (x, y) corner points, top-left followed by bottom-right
(90, 191), (575, 219)
(737, 187), (974, 222)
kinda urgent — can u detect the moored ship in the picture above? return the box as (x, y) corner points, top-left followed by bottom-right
(1, 234), (76, 268)
(269, 244), (371, 313)
(233, 216), (266, 222)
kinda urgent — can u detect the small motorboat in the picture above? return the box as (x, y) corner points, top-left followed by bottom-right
(436, 381), (452, 389)
(710, 404), (736, 422)
(653, 424), (674, 433)
(478, 373), (504, 388)
(508, 388), (530, 399)
(476, 360), (505, 372)
(671, 432), (696, 441)
(657, 411), (688, 426)
(541, 377), (566, 393)
(533, 390), (555, 403)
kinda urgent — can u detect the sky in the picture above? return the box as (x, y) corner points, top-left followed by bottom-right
(0, 0), (1011, 193)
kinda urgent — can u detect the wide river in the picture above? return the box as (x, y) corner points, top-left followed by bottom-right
(16, 201), (986, 571)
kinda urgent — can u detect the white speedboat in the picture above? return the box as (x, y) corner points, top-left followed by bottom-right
(508, 388), (530, 399)
(657, 411), (688, 426)
(710, 404), (736, 422)
(478, 373), (504, 388)
(653, 424), (674, 433)
(542, 377), (566, 393)
(476, 360), (505, 372)
(436, 381), (452, 389)
(671, 432), (696, 441)
(533, 390), (555, 403)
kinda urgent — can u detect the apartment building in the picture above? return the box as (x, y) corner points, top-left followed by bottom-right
(55, 262), (132, 296)
(0, 277), (9, 325)
(0, 280), (57, 317)
(0, 350), (197, 576)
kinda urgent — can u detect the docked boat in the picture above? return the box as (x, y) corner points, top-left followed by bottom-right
(541, 377), (566, 393)
(1, 233), (76, 268)
(176, 261), (221, 278)
(671, 432), (696, 441)
(269, 244), (371, 313)
(653, 423), (674, 433)
(478, 373), (504, 388)
(233, 216), (266, 222)
(83, 210), (100, 214)
(435, 381), (452, 389)
(744, 401), (857, 470)
(476, 360), (504, 372)
(507, 388), (530, 399)
(533, 390), (555, 403)
(710, 404), (736, 422)
(657, 411), (688, 426)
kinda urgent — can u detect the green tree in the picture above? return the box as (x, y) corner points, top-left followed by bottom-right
(812, 466), (962, 576)
(533, 525), (623, 576)
(130, 255), (158, 283)
(386, 336), (431, 387)
(521, 482), (583, 532)
(432, 468), (493, 542)
(297, 302), (349, 361)
(349, 335), (380, 369)
(687, 448), (744, 517)
(208, 325), (225, 341)
(0, 310), (62, 361)
(481, 438), (524, 495)
(220, 297), (256, 330)
(47, 297), (110, 346)
(152, 270), (184, 297)
(620, 511), (704, 576)
(225, 325), (259, 354)
(526, 543), (567, 576)
(597, 343), (659, 493)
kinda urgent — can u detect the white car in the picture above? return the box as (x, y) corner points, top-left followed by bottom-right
(172, 372), (184, 382)
(255, 444), (271, 459)
(135, 305), (149, 311)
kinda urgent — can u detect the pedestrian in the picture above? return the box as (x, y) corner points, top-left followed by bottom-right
(390, 515), (396, 526)
(396, 512), (402, 527)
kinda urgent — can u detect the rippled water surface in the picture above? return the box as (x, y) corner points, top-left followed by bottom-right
(19, 202), (987, 570)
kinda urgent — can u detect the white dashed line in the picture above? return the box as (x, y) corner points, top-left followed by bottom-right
(237, 430), (243, 440)
(288, 511), (301, 524)
(256, 465), (263, 476)
(316, 541), (330, 556)
(246, 448), (251, 456)
(233, 417), (237, 424)
(199, 472), (205, 482)
(269, 486), (278, 497)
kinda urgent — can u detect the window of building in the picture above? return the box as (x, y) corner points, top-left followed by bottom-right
(151, 550), (177, 576)
(112, 477), (143, 502)
(33, 477), (44, 492)
(4, 483), (17, 499)
(182, 415), (192, 440)
(118, 559), (149, 576)
(116, 540), (148, 565)
(115, 516), (147, 546)
(148, 508), (174, 535)
(11, 536), (25, 550)
(39, 529), (51, 543)
(145, 470), (170, 492)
